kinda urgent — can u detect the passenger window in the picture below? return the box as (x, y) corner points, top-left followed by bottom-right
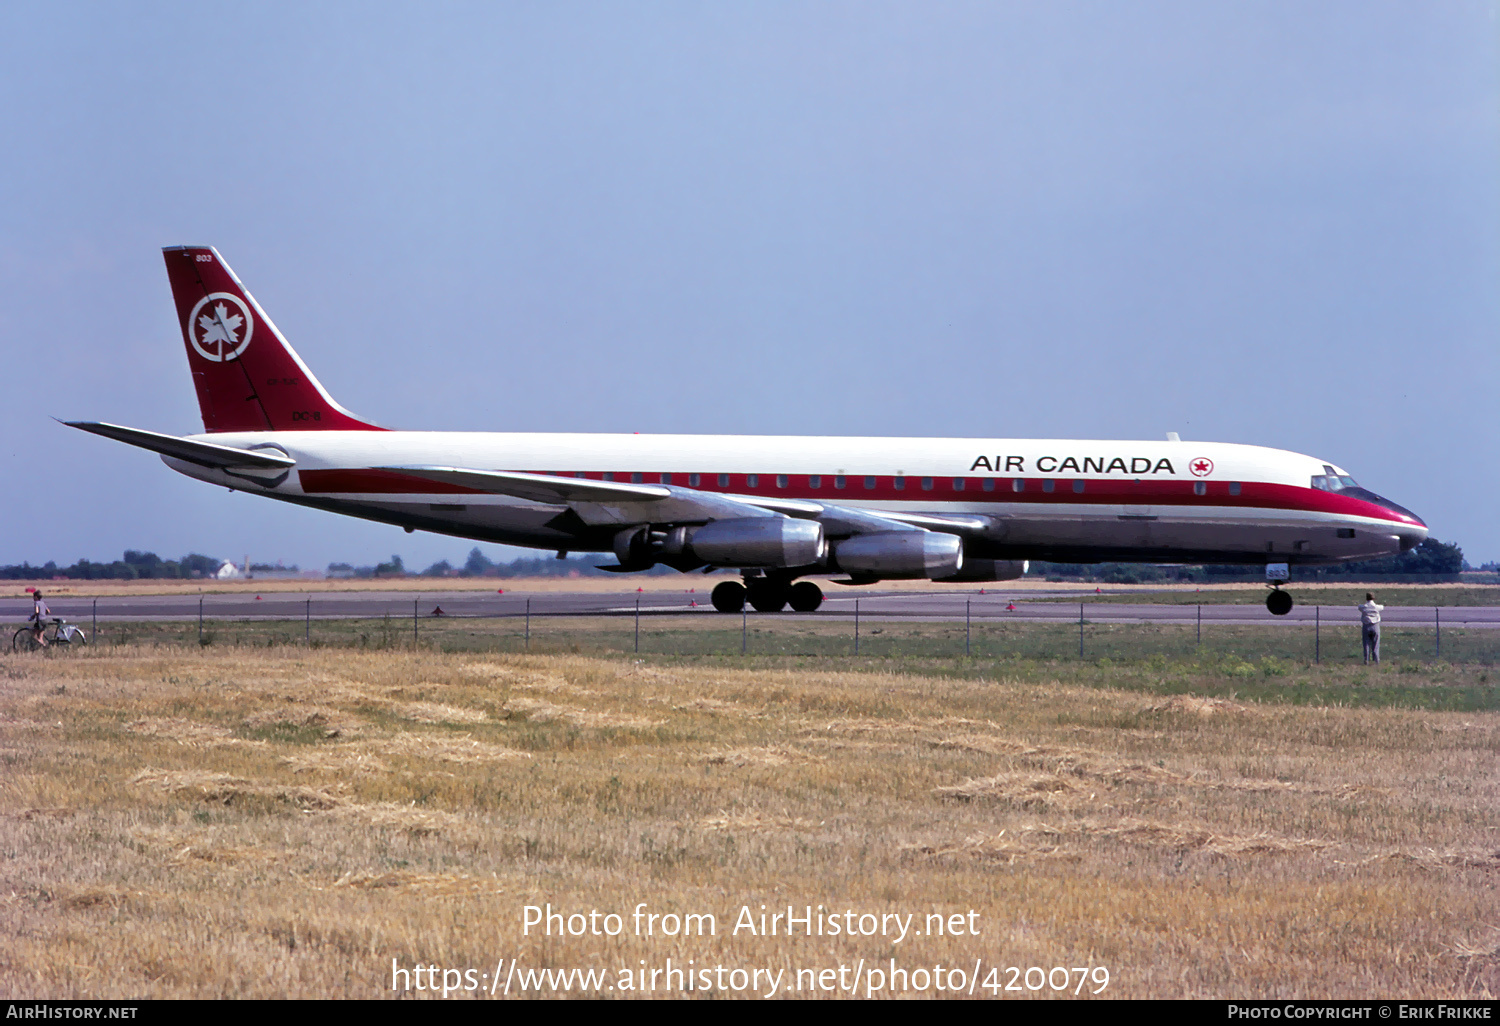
(1193, 481), (1206, 496)
(809, 475), (821, 488)
(864, 476), (876, 490)
(834, 476), (846, 489)
(981, 478), (995, 492)
(631, 472), (643, 483)
(1229, 482), (1240, 496)
(746, 474), (758, 487)
(952, 478), (965, 491)
(893, 476), (905, 491)
(921, 477), (934, 491)
(718, 474), (730, 487)
(1012, 479), (1024, 493)
(602, 472), (614, 481)
(660, 473), (672, 485)
(776, 475), (788, 488)
(1042, 480), (1054, 493)
(1071, 480), (1084, 493)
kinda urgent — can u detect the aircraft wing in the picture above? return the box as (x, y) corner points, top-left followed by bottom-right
(384, 466), (670, 504)
(64, 421), (297, 470)
(379, 465), (781, 526)
(380, 465), (994, 537)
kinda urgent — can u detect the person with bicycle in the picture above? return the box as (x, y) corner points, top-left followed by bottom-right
(29, 590), (51, 648)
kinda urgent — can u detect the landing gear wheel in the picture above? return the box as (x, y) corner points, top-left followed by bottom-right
(711, 581), (746, 613)
(787, 581), (824, 612)
(1266, 589), (1293, 616)
(747, 583), (788, 613)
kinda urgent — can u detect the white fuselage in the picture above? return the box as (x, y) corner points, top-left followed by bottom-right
(164, 431), (1428, 567)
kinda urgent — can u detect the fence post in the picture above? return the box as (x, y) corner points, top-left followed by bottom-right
(414, 598), (419, 644)
(305, 596), (311, 644)
(1435, 607), (1440, 660)
(1196, 603), (1201, 647)
(525, 598), (530, 651)
(635, 595), (640, 654)
(1079, 602), (1084, 659)
(965, 598), (971, 657)
(92, 598), (97, 644)
(1315, 605), (1320, 664)
(198, 594), (204, 645)
(854, 598), (860, 656)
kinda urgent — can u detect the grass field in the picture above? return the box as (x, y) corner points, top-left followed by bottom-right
(73, 613), (1500, 712)
(2, 640), (1496, 1000)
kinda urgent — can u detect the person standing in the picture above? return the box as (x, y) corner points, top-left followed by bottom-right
(28, 590), (50, 648)
(1358, 592), (1383, 665)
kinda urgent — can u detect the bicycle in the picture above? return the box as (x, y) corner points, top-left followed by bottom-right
(12, 617), (88, 653)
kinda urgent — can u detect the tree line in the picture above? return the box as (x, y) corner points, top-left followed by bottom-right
(0, 551), (227, 581)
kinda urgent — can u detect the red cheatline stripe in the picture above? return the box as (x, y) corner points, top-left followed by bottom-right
(295, 470), (1416, 526)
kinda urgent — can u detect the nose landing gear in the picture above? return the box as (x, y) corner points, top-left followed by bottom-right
(1266, 585), (1293, 616)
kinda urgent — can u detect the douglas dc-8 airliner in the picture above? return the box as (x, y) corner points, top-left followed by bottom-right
(68, 247), (1427, 615)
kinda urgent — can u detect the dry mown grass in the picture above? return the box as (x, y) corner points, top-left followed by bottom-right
(0, 646), (1495, 999)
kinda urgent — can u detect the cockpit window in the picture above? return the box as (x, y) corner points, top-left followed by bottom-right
(1310, 474), (1359, 492)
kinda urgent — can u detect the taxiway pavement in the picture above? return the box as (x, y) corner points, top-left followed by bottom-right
(6, 588), (1498, 627)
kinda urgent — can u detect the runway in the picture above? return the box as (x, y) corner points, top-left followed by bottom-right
(7, 588), (1500, 627)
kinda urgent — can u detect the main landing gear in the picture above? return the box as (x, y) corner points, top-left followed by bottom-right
(710, 579), (824, 613)
(1266, 585), (1293, 616)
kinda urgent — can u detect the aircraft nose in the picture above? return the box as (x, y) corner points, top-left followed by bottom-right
(1398, 517), (1428, 553)
(1389, 501), (1427, 552)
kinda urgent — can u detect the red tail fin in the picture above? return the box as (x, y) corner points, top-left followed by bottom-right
(163, 246), (383, 432)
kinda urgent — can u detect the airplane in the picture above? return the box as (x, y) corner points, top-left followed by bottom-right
(67, 246), (1429, 616)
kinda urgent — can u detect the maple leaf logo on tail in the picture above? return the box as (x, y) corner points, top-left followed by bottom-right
(197, 303), (243, 350)
(186, 293), (254, 362)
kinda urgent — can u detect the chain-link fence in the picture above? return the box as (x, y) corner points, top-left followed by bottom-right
(17, 592), (1497, 667)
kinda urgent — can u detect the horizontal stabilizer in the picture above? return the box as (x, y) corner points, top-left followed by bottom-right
(64, 421), (296, 470)
(378, 466), (671, 504)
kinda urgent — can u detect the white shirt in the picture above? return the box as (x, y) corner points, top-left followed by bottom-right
(1358, 601), (1383, 626)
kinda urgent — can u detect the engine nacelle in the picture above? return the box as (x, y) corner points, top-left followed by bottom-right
(936, 558), (1028, 582)
(833, 531), (963, 579)
(684, 518), (826, 568)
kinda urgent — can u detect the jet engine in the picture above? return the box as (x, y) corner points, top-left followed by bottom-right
(681, 518), (826, 567)
(615, 518), (829, 570)
(833, 531), (963, 579)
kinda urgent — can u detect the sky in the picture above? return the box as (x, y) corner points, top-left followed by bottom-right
(1, 2), (1496, 570)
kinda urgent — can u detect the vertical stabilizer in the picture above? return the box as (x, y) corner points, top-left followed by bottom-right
(162, 246), (382, 432)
